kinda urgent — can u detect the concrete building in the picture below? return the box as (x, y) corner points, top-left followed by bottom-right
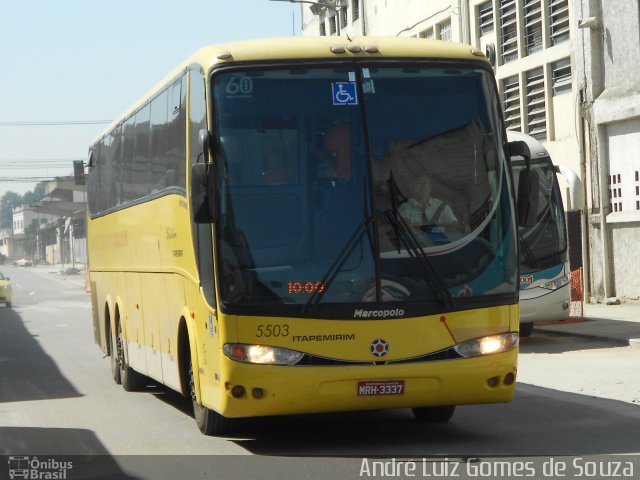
(10, 205), (57, 261)
(298, 0), (640, 301)
(571, 0), (640, 302)
(31, 177), (87, 266)
(0, 176), (87, 266)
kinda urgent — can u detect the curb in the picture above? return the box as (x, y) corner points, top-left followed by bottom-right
(531, 325), (631, 347)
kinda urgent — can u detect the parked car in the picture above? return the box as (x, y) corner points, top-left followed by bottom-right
(12, 258), (33, 267)
(0, 272), (12, 307)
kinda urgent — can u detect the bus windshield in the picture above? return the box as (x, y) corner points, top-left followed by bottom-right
(212, 64), (517, 313)
(513, 159), (567, 271)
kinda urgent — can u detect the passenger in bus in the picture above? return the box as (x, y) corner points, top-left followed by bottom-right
(261, 147), (291, 185)
(318, 122), (352, 181)
(399, 173), (459, 228)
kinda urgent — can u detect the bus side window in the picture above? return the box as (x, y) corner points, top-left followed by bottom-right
(167, 75), (187, 189)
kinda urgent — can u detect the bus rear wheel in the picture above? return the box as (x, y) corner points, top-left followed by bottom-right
(109, 326), (121, 385)
(188, 354), (229, 436)
(412, 405), (456, 423)
(117, 321), (145, 391)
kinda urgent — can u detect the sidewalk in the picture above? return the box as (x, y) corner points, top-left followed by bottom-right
(31, 263), (88, 289)
(534, 303), (640, 346)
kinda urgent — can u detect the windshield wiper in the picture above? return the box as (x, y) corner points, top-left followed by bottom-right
(386, 171), (454, 309)
(303, 178), (376, 313)
(519, 233), (538, 268)
(302, 216), (372, 314)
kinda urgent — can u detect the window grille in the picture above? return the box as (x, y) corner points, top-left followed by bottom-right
(552, 58), (572, 95)
(500, 0), (518, 63)
(438, 19), (452, 41)
(478, 1), (494, 36)
(340, 7), (348, 29)
(329, 15), (337, 35)
(549, 0), (570, 45)
(502, 75), (522, 131)
(524, 0), (543, 54)
(634, 170), (640, 210)
(526, 68), (547, 139)
(419, 28), (434, 40)
(609, 174), (623, 212)
(352, 0), (360, 22)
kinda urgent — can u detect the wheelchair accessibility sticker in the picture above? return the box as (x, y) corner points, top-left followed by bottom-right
(332, 82), (358, 105)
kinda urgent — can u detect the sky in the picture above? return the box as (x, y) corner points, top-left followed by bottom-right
(0, 0), (301, 199)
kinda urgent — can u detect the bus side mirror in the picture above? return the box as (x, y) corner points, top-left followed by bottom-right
(190, 163), (213, 223)
(199, 129), (211, 164)
(191, 130), (216, 223)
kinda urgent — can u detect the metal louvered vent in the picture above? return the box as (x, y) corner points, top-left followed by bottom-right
(552, 58), (572, 95)
(549, 0), (570, 45)
(503, 75), (521, 131)
(479, 2), (494, 36)
(500, 0), (518, 63)
(526, 68), (547, 139)
(524, 0), (543, 54)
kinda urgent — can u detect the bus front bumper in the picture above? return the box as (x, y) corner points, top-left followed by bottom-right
(206, 349), (518, 418)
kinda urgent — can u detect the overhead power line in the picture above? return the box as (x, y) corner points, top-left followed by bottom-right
(0, 120), (111, 126)
(0, 158), (84, 167)
(0, 176), (59, 182)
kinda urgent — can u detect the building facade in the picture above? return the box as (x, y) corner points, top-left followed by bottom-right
(573, 0), (640, 301)
(0, 176), (87, 266)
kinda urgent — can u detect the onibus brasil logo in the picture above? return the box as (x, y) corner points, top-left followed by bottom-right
(8, 456), (73, 479)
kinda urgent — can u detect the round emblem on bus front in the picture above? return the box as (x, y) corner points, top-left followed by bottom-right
(371, 339), (389, 358)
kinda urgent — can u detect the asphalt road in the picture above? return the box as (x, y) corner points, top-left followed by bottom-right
(1, 266), (639, 479)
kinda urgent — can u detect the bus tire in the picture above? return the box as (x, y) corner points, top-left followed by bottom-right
(412, 405), (455, 423)
(519, 322), (534, 337)
(188, 353), (228, 436)
(117, 321), (145, 391)
(109, 326), (121, 385)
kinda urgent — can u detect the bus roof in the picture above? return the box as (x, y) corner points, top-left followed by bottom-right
(91, 36), (488, 147)
(506, 130), (550, 160)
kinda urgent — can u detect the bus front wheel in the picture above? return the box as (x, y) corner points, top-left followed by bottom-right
(188, 355), (229, 436)
(412, 405), (456, 423)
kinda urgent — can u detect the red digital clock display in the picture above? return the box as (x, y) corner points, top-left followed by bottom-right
(288, 281), (326, 295)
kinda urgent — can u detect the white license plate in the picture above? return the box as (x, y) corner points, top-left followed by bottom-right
(357, 380), (405, 396)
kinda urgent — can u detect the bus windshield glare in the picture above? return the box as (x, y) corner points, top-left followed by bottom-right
(212, 65), (517, 313)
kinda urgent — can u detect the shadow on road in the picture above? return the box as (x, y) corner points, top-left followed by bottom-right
(0, 308), (81, 403)
(0, 427), (138, 479)
(221, 384), (640, 457)
(519, 330), (623, 354)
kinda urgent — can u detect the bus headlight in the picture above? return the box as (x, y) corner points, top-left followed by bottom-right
(453, 333), (519, 358)
(223, 344), (304, 365)
(541, 274), (570, 291)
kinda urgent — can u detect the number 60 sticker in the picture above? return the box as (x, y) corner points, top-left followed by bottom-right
(226, 76), (254, 95)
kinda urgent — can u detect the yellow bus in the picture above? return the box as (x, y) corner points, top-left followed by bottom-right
(87, 36), (531, 435)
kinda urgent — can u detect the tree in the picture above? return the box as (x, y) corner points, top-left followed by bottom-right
(0, 184), (48, 230)
(0, 192), (23, 229)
